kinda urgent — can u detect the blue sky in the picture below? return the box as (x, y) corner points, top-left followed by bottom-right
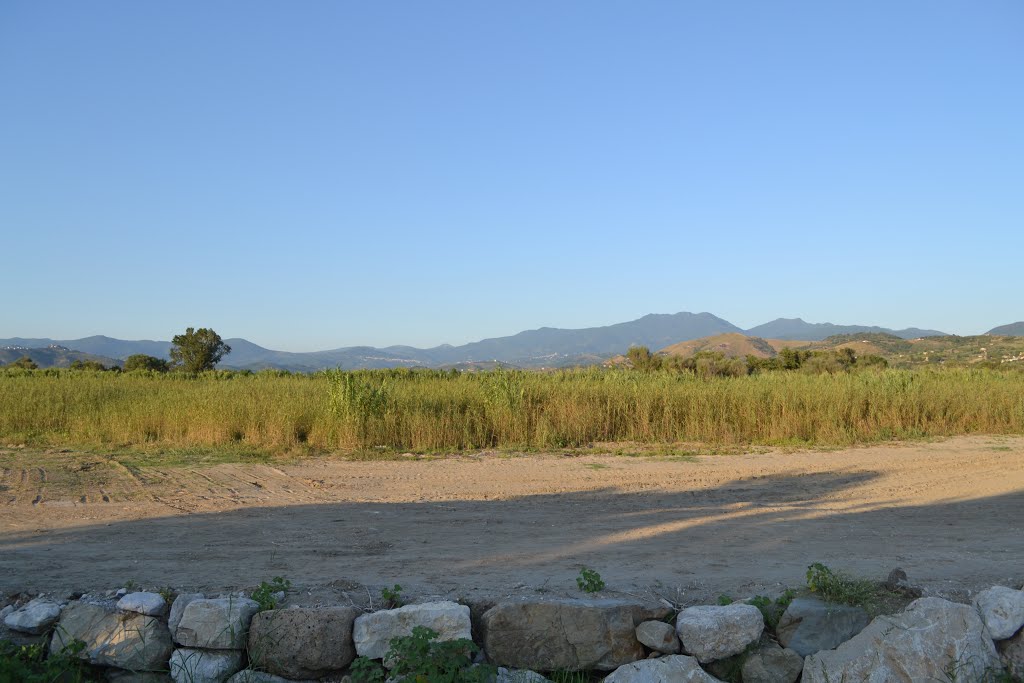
(2, 2), (1021, 350)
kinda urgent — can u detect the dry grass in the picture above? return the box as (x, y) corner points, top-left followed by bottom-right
(1, 367), (1022, 454)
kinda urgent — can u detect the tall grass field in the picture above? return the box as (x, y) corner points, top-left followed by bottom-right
(1, 367), (1022, 453)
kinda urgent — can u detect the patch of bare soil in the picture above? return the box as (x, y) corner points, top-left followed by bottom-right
(1, 436), (1022, 606)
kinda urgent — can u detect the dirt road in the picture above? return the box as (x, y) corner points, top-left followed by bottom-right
(2, 437), (1022, 605)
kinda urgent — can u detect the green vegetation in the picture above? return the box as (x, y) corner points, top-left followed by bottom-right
(6, 356), (38, 370)
(380, 584), (404, 608)
(124, 354), (171, 372)
(0, 639), (93, 682)
(804, 562), (905, 615)
(350, 626), (492, 683)
(0, 365), (1022, 453)
(747, 589), (795, 630)
(251, 576), (291, 611)
(170, 327), (231, 372)
(716, 594), (734, 606)
(576, 568), (605, 593)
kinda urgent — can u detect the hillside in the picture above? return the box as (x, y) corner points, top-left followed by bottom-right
(660, 333), (778, 359)
(0, 345), (122, 369)
(3, 312), (1011, 371)
(745, 318), (947, 341)
(987, 322), (1024, 336)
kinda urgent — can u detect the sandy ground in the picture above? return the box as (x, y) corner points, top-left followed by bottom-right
(2, 436), (1023, 607)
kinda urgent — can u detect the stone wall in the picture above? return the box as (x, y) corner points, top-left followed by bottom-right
(3, 582), (1023, 682)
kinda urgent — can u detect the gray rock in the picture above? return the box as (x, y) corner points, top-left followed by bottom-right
(676, 604), (763, 664)
(481, 599), (670, 671)
(168, 593), (204, 637)
(354, 601), (471, 661)
(775, 597), (869, 656)
(50, 601), (173, 671)
(635, 620), (680, 654)
(117, 592), (168, 617)
(974, 585), (1024, 640)
(226, 672), (308, 683)
(803, 597), (1002, 683)
(4, 598), (62, 634)
(169, 648), (244, 683)
(175, 597), (260, 650)
(106, 671), (173, 683)
(998, 628), (1024, 679)
(248, 606), (357, 678)
(495, 668), (552, 683)
(740, 641), (802, 683)
(603, 655), (723, 682)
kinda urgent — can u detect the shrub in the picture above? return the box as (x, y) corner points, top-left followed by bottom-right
(350, 626), (492, 683)
(576, 567), (605, 593)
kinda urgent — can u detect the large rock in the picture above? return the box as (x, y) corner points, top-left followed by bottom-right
(776, 597), (869, 656)
(803, 597), (1003, 683)
(603, 655), (723, 682)
(50, 601), (173, 671)
(169, 648), (243, 683)
(106, 671), (174, 683)
(676, 604), (763, 664)
(3, 598), (62, 634)
(226, 672), (306, 683)
(481, 599), (670, 671)
(635, 620), (680, 654)
(998, 628), (1024, 679)
(974, 586), (1024, 640)
(168, 593), (204, 636)
(117, 592), (167, 617)
(354, 601), (472, 660)
(740, 641), (803, 683)
(175, 597), (260, 650)
(247, 606), (357, 678)
(495, 668), (552, 683)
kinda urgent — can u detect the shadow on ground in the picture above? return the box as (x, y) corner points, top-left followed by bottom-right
(1, 469), (1021, 603)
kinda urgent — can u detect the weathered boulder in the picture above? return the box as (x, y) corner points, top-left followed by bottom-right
(247, 606), (357, 678)
(776, 597), (869, 656)
(974, 586), (1024, 640)
(495, 667), (552, 683)
(117, 592), (167, 617)
(105, 671), (173, 683)
(803, 597), (1002, 683)
(354, 601), (472, 660)
(740, 641), (803, 683)
(225, 672), (298, 683)
(635, 620), (680, 654)
(603, 655), (723, 682)
(175, 597), (260, 650)
(226, 672), (313, 683)
(169, 648), (244, 683)
(168, 593), (204, 636)
(481, 599), (670, 671)
(3, 598), (62, 634)
(50, 601), (173, 671)
(676, 604), (763, 663)
(998, 628), (1024, 679)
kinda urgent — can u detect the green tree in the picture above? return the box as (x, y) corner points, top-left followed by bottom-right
(169, 328), (231, 372)
(626, 346), (663, 371)
(69, 359), (110, 371)
(8, 356), (38, 369)
(124, 354), (171, 373)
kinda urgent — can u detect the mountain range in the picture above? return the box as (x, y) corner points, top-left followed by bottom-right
(2, 313), (1019, 371)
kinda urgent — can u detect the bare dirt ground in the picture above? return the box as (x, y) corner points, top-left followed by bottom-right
(2, 436), (1022, 607)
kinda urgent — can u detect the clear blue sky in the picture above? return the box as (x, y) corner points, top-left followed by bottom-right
(2, 2), (1021, 350)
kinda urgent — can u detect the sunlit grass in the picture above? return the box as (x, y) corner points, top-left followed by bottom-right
(0, 367), (1021, 454)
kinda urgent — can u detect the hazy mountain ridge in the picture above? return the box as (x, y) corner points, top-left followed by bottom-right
(0, 345), (122, 369)
(5, 312), (1017, 371)
(988, 322), (1024, 336)
(745, 318), (947, 341)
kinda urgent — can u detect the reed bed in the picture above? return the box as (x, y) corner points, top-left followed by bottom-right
(0, 367), (1021, 452)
